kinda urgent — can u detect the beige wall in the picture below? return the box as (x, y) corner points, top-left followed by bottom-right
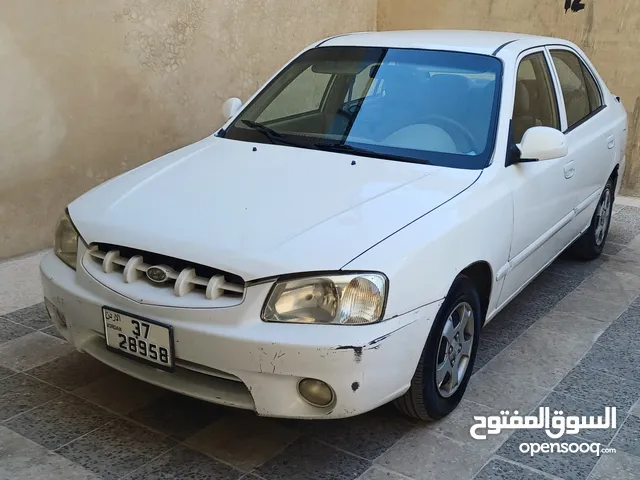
(0, 0), (376, 259)
(378, 0), (640, 196)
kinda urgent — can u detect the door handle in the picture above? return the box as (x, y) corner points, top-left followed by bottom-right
(607, 135), (616, 149)
(564, 161), (576, 179)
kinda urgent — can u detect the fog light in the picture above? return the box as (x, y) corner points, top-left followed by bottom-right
(298, 378), (334, 407)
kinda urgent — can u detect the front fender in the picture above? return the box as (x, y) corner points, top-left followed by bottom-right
(343, 174), (513, 319)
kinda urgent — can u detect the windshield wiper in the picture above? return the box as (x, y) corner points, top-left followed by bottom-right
(313, 142), (429, 164)
(241, 120), (289, 145)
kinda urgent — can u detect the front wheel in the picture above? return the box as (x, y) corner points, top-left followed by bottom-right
(393, 275), (482, 421)
(569, 178), (614, 261)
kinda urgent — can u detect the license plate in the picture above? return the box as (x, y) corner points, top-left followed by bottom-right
(102, 307), (174, 371)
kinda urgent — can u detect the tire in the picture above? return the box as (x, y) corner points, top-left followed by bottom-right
(569, 177), (614, 261)
(393, 275), (482, 421)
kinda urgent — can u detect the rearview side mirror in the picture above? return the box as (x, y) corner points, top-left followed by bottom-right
(222, 97), (243, 121)
(518, 126), (568, 162)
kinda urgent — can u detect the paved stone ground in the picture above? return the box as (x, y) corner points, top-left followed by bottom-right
(1, 204), (640, 479)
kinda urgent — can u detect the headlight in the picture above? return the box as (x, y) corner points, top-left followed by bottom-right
(261, 273), (387, 325)
(54, 210), (81, 269)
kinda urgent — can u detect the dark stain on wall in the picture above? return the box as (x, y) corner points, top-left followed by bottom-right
(564, 0), (586, 13)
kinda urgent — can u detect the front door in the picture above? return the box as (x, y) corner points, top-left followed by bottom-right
(498, 49), (579, 307)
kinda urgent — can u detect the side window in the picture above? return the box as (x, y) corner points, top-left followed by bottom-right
(550, 50), (602, 129)
(582, 63), (603, 112)
(257, 66), (333, 122)
(512, 52), (560, 144)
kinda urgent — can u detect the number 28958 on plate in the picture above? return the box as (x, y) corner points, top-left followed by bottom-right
(102, 307), (174, 371)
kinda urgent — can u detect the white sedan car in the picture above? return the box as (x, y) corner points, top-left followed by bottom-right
(41, 30), (627, 420)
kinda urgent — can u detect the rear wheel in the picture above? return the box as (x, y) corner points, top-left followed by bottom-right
(393, 275), (482, 420)
(569, 178), (614, 260)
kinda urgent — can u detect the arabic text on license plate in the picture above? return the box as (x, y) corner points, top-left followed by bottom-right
(103, 308), (173, 370)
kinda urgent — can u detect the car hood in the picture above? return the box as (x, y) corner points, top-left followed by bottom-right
(69, 136), (480, 281)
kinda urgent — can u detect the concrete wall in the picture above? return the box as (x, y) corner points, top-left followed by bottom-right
(379, 0), (640, 196)
(0, 0), (376, 259)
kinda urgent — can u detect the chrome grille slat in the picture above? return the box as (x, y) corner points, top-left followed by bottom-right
(88, 245), (245, 301)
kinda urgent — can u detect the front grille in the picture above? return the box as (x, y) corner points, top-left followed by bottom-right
(87, 243), (245, 302)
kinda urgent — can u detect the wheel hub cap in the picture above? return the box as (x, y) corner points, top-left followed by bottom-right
(436, 302), (475, 398)
(595, 188), (611, 246)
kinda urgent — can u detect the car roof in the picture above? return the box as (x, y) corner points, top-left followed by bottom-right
(320, 30), (573, 57)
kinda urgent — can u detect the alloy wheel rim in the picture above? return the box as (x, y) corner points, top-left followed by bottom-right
(595, 188), (612, 246)
(435, 301), (474, 398)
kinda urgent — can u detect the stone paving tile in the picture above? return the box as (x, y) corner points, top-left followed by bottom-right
(544, 254), (605, 280)
(358, 466), (411, 480)
(481, 313), (534, 346)
(610, 205), (640, 227)
(0, 319), (33, 345)
(1, 303), (50, 330)
(41, 325), (65, 340)
(473, 458), (550, 480)
(575, 269), (640, 305)
(497, 296), (557, 327)
(127, 445), (243, 480)
(376, 401), (509, 479)
(377, 429), (494, 480)
(465, 363), (550, 413)
(611, 415), (640, 457)
(606, 219), (640, 245)
(525, 271), (585, 300)
(27, 351), (114, 391)
(56, 418), (175, 480)
(602, 241), (626, 256)
(579, 334), (640, 382)
(187, 409), (299, 472)
(479, 320), (598, 390)
(281, 404), (414, 461)
(553, 292), (627, 323)
(0, 426), (100, 480)
(128, 392), (225, 440)
(588, 450), (640, 480)
(0, 373), (62, 421)
(73, 370), (166, 415)
(0, 365), (14, 380)
(256, 437), (370, 480)
(0, 331), (74, 371)
(473, 338), (506, 373)
(4, 394), (115, 450)
(553, 364), (640, 413)
(532, 311), (607, 341)
(496, 428), (599, 480)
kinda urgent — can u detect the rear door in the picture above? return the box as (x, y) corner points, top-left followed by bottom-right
(546, 47), (616, 231)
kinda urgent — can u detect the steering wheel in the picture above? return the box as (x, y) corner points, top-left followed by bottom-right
(419, 115), (477, 154)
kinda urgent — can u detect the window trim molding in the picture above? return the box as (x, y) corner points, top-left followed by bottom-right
(546, 46), (607, 133)
(512, 49), (562, 141)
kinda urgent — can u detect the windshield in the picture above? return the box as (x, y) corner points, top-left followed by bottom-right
(222, 46), (503, 169)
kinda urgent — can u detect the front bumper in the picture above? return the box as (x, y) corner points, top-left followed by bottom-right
(40, 251), (441, 419)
